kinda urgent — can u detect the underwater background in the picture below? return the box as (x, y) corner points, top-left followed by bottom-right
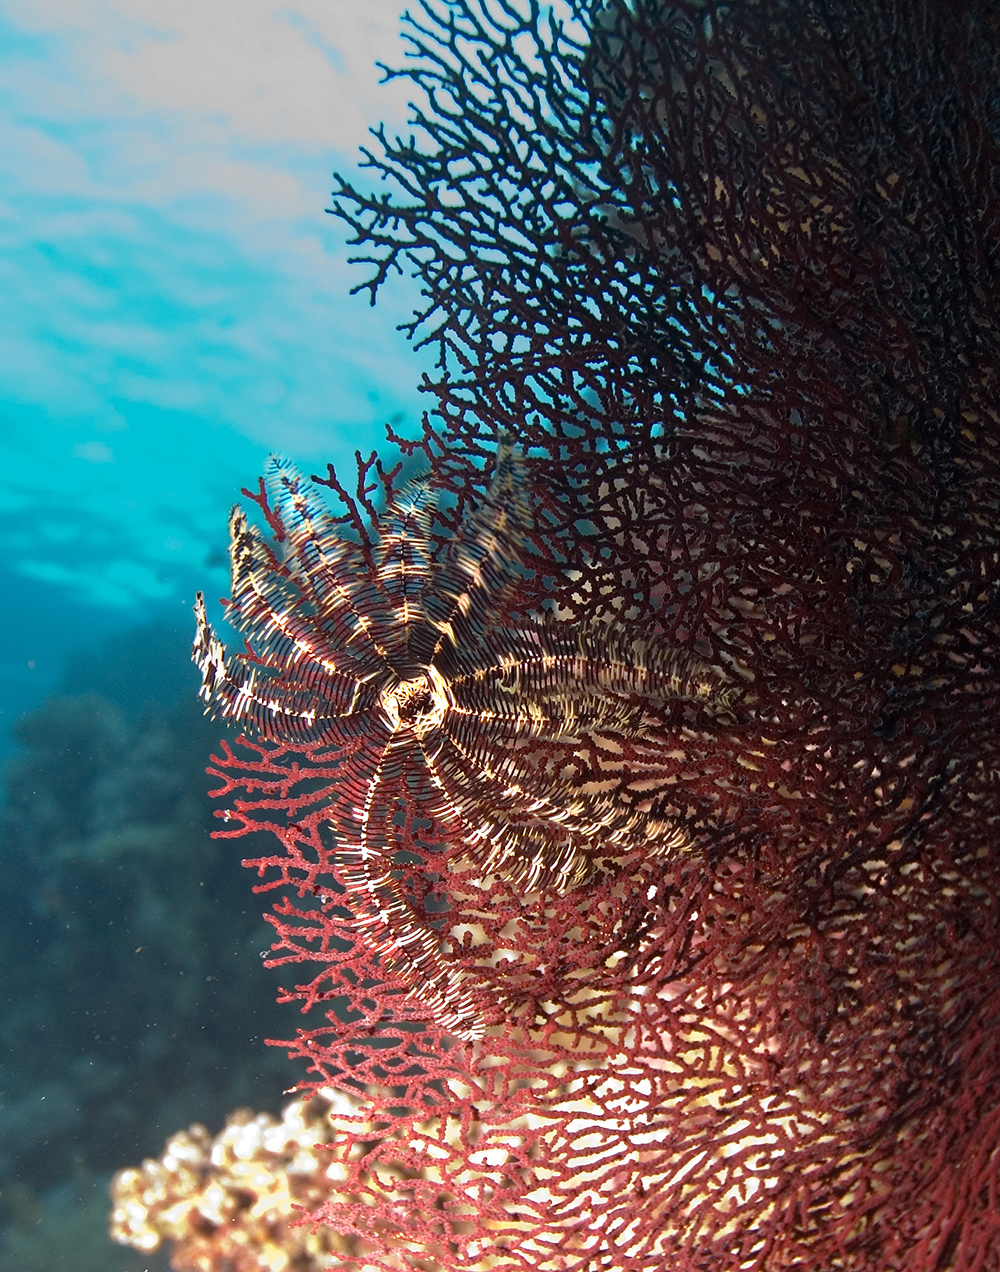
(0, 1), (431, 1265)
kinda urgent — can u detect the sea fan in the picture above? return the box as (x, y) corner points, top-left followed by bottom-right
(191, 0), (1000, 1267)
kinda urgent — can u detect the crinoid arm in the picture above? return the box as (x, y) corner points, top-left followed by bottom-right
(305, 730), (488, 1038)
(440, 619), (736, 742)
(258, 459), (397, 682)
(192, 491), (372, 741)
(333, 831), (484, 1037)
(457, 806), (693, 894)
(418, 619), (733, 898)
(363, 475), (439, 674)
(418, 714), (697, 897)
(412, 436), (533, 666)
(228, 508), (366, 691)
(192, 592), (368, 743)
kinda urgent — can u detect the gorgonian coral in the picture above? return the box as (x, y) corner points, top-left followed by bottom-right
(177, 1), (1000, 1268)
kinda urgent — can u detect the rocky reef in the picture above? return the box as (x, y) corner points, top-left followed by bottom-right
(0, 627), (297, 1270)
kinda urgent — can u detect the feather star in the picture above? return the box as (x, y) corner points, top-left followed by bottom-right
(193, 443), (735, 1036)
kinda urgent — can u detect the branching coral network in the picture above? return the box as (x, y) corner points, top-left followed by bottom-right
(114, 0), (1000, 1268)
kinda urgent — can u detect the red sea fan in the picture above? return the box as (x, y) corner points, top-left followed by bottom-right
(195, 1), (1000, 1268)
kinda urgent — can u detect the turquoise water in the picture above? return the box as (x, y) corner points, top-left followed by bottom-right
(0, 1), (435, 754)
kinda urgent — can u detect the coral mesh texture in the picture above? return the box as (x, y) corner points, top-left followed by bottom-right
(205, 1), (1000, 1268)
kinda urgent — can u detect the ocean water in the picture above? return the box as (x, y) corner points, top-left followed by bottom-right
(0, 3), (434, 1266)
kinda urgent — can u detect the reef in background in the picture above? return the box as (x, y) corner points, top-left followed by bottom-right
(0, 624), (297, 1271)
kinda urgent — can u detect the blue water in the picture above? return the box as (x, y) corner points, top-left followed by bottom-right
(0, 244), (432, 757)
(0, 0), (435, 756)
